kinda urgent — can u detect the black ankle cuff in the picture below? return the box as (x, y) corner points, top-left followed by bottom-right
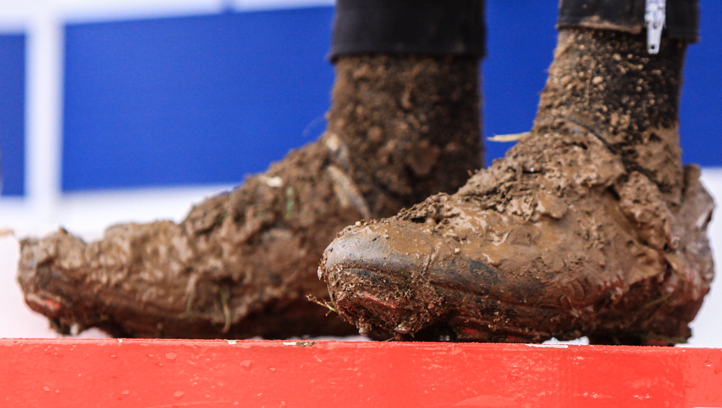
(329, 0), (486, 61)
(557, 0), (699, 42)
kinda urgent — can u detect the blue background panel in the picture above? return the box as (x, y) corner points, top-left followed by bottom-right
(62, 2), (722, 192)
(482, 0), (557, 166)
(679, 0), (722, 167)
(63, 8), (335, 192)
(483, 0), (722, 168)
(0, 34), (25, 196)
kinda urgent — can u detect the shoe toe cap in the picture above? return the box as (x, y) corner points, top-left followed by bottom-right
(322, 222), (434, 278)
(320, 221), (443, 334)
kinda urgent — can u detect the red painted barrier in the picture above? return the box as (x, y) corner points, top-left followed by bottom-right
(1, 339), (720, 407)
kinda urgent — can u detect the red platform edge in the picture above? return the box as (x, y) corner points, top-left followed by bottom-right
(1, 339), (720, 408)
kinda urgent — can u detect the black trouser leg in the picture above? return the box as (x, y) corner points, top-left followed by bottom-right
(329, 0), (486, 60)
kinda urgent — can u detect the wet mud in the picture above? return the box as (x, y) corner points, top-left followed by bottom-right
(321, 30), (715, 344)
(18, 54), (482, 339)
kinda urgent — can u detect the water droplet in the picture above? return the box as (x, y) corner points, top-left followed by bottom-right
(121, 390), (130, 395)
(173, 391), (184, 398)
(157, 363), (164, 367)
(705, 356), (713, 367)
(227, 340), (237, 345)
(241, 360), (252, 370)
(43, 387), (50, 392)
(268, 367), (276, 372)
(55, 390), (60, 394)
(147, 354), (154, 358)
(109, 354), (117, 358)
(165, 353), (177, 361)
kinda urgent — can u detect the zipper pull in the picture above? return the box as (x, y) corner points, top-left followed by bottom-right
(645, 0), (666, 54)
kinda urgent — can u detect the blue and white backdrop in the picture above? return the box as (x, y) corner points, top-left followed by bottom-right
(0, 0), (719, 344)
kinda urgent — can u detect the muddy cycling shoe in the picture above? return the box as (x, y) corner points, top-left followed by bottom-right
(320, 30), (715, 345)
(18, 54), (482, 338)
